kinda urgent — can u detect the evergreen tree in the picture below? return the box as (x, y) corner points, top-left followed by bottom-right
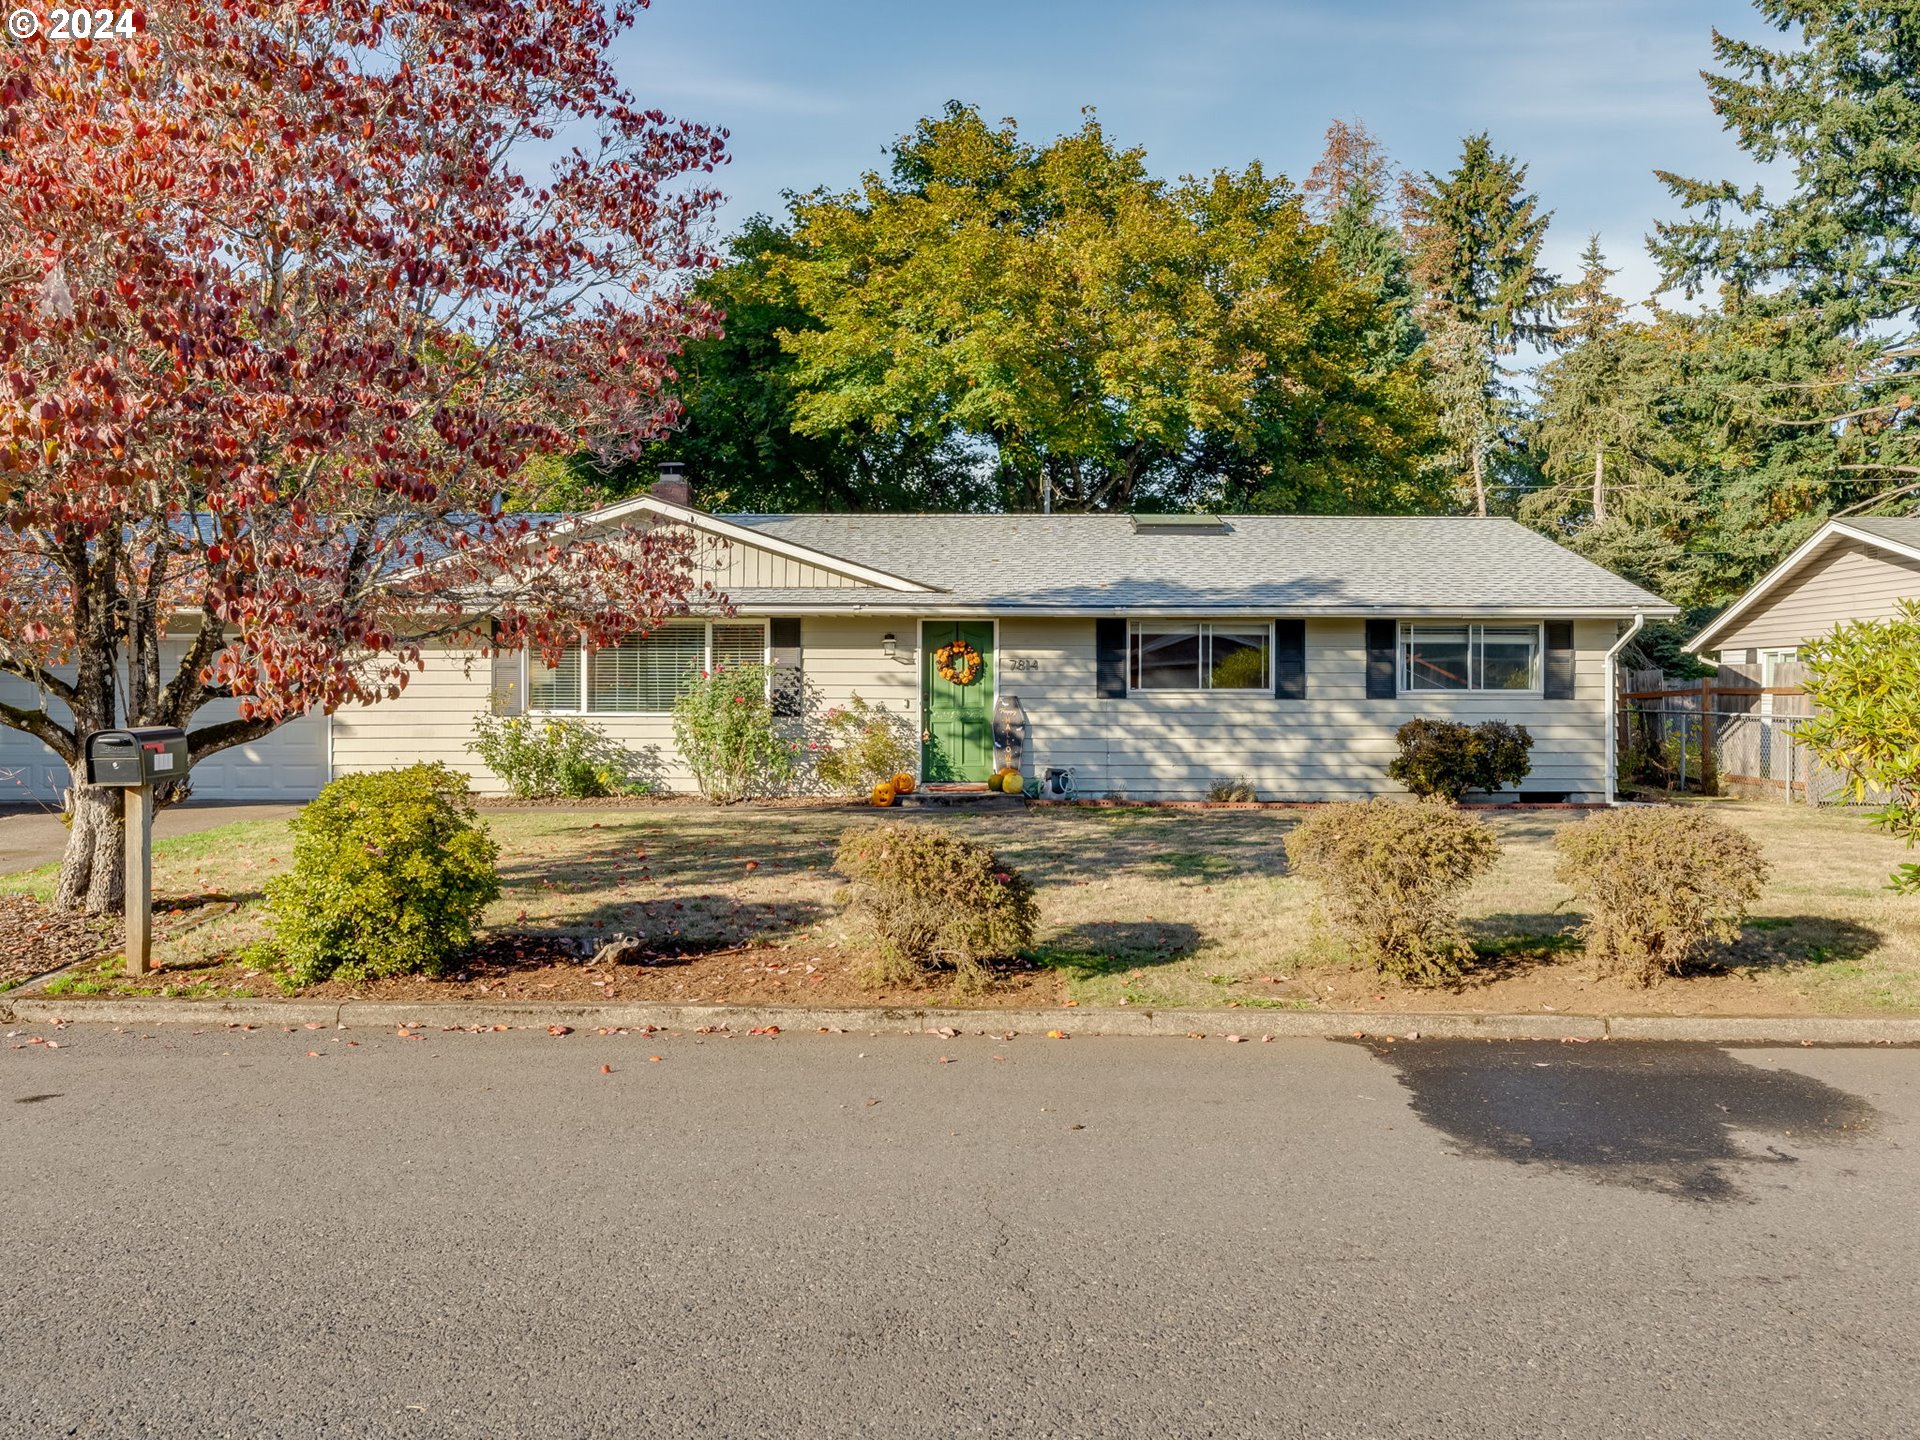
(1303, 118), (1395, 223)
(1652, 0), (1919, 512)
(1403, 134), (1559, 514)
(1527, 237), (1637, 525)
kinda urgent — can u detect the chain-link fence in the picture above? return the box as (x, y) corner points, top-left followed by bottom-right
(1618, 662), (1873, 806)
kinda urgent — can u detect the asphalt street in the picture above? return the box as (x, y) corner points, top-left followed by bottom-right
(2, 1025), (1915, 1439)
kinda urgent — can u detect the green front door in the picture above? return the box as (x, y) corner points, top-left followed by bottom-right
(922, 621), (995, 782)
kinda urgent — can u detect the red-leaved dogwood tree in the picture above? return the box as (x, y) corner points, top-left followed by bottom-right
(0, 1), (726, 912)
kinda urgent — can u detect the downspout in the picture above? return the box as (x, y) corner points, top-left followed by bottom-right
(1603, 610), (1645, 806)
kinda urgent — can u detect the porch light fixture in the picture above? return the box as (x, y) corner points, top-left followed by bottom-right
(881, 632), (897, 659)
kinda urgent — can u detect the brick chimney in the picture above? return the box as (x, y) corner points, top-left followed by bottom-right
(650, 461), (693, 508)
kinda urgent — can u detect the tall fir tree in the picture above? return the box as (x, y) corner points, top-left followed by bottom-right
(1651, 0), (1920, 515)
(1403, 134), (1559, 514)
(1307, 121), (1422, 373)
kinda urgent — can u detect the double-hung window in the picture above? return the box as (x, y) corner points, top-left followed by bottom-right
(1398, 623), (1541, 694)
(1129, 622), (1271, 692)
(528, 621), (768, 714)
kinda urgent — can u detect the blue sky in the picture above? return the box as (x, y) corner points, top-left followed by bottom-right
(614, 0), (1773, 308)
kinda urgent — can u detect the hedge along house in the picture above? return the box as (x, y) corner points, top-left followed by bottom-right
(0, 475), (1677, 804)
(1686, 516), (1920, 671)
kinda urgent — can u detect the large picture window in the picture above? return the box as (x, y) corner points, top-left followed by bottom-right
(1399, 623), (1541, 693)
(1129, 622), (1271, 692)
(528, 621), (768, 714)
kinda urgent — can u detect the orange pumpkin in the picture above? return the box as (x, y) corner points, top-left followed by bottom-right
(869, 781), (898, 807)
(890, 772), (916, 795)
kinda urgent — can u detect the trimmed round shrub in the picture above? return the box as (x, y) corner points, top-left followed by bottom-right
(1554, 807), (1769, 986)
(1285, 799), (1500, 983)
(834, 821), (1037, 992)
(1388, 718), (1534, 802)
(266, 763), (501, 984)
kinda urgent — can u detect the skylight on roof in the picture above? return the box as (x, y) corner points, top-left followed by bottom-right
(1130, 513), (1229, 535)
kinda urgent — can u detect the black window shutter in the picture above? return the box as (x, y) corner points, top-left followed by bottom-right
(770, 618), (803, 717)
(1272, 620), (1306, 700)
(1365, 619), (1397, 699)
(1096, 619), (1128, 698)
(1544, 621), (1575, 699)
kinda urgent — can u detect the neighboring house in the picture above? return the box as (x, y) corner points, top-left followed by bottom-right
(1686, 517), (1920, 678)
(0, 477), (1676, 804)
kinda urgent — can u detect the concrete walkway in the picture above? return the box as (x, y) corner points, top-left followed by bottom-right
(0, 801), (297, 876)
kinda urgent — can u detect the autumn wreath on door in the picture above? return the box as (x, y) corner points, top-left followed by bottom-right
(934, 638), (984, 687)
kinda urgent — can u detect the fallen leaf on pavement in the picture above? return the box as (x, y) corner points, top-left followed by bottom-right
(547, 1025), (571, 1037)
(1046, 1030), (1068, 1040)
(599, 1064), (612, 1075)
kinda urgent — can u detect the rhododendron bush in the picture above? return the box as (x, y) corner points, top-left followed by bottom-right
(0, 2), (727, 911)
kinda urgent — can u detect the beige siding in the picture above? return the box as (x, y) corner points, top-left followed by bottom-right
(997, 617), (1615, 801)
(330, 644), (500, 788)
(1714, 539), (1920, 653)
(328, 616), (1619, 800)
(691, 534), (881, 590)
(336, 620), (920, 795)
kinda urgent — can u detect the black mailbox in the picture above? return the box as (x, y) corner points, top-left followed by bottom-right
(84, 727), (189, 787)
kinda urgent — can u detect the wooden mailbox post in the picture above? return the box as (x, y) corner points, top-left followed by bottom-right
(82, 727), (190, 976)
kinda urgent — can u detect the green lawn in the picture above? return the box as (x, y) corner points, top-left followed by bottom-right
(11, 798), (1918, 1014)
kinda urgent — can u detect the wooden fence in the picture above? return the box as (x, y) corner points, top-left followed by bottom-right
(1617, 660), (1858, 801)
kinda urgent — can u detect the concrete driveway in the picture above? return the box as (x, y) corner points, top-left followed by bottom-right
(2, 1028), (1915, 1437)
(0, 801), (298, 875)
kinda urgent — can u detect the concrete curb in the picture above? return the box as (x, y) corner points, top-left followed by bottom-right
(4, 994), (1918, 1044)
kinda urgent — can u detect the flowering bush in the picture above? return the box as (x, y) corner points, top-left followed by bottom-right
(671, 663), (795, 803)
(814, 694), (916, 796)
(468, 712), (654, 798)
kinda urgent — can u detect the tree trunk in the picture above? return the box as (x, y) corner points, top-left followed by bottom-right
(1592, 447), (1606, 523)
(55, 776), (126, 915)
(1471, 445), (1487, 517)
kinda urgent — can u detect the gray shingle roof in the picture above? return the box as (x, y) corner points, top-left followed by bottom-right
(720, 513), (1675, 615)
(1843, 516), (1920, 550)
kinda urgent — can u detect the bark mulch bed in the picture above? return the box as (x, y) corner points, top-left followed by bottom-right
(0, 893), (112, 989)
(57, 933), (1067, 1008)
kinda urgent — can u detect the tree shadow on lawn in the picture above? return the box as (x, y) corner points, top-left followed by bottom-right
(1463, 911), (1584, 983)
(1713, 914), (1882, 976)
(493, 822), (844, 895)
(1033, 919), (1205, 981)
(987, 811), (1297, 887)
(492, 891), (831, 959)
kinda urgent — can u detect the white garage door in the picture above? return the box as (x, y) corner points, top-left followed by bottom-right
(178, 708), (331, 800)
(0, 709), (329, 804)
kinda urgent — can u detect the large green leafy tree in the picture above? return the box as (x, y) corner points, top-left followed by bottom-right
(774, 104), (1437, 514)
(516, 219), (977, 514)
(1651, 0), (1919, 518)
(1403, 134), (1560, 514)
(1798, 602), (1920, 894)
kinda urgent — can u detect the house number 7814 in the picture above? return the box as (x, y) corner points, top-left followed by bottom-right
(1005, 656), (1040, 671)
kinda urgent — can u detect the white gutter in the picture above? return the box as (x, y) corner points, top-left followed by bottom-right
(1604, 610), (1646, 806)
